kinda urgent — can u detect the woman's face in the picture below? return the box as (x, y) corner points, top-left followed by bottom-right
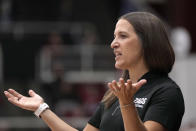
(111, 19), (144, 70)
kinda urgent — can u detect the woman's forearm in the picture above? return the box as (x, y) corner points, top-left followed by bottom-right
(120, 102), (147, 131)
(40, 109), (78, 131)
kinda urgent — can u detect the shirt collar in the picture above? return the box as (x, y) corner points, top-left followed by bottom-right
(138, 71), (168, 82)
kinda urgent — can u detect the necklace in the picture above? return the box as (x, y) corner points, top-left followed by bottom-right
(112, 106), (120, 116)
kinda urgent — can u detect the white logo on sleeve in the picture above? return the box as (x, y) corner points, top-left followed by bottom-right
(134, 98), (147, 108)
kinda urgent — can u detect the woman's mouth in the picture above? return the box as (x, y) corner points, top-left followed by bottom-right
(115, 52), (122, 60)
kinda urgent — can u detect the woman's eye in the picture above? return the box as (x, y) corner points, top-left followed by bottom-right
(120, 34), (127, 38)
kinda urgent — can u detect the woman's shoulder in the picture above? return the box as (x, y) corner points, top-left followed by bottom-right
(150, 76), (184, 104)
(139, 73), (184, 101)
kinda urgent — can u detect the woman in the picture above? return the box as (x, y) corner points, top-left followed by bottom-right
(4, 12), (184, 131)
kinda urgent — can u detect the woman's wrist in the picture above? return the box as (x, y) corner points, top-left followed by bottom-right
(120, 102), (134, 108)
(34, 103), (49, 118)
(119, 99), (134, 106)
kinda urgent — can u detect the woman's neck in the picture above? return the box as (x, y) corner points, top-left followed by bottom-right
(128, 63), (149, 83)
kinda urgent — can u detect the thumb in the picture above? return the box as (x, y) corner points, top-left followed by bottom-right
(28, 90), (36, 97)
(132, 79), (147, 91)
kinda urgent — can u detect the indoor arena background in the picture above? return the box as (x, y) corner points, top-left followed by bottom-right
(0, 0), (196, 130)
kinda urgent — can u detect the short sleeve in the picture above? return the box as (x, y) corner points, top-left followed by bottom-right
(143, 87), (185, 131)
(88, 103), (104, 129)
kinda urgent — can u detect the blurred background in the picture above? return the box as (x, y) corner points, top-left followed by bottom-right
(0, 0), (196, 130)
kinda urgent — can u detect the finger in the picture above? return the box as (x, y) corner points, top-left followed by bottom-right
(126, 79), (132, 91)
(108, 83), (117, 95)
(28, 90), (36, 97)
(8, 89), (23, 99)
(119, 78), (125, 86)
(108, 83), (113, 90)
(108, 82), (116, 92)
(112, 80), (120, 91)
(4, 91), (20, 102)
(4, 91), (21, 105)
(8, 97), (23, 108)
(4, 91), (15, 99)
(8, 97), (20, 104)
(132, 79), (147, 90)
(119, 78), (126, 92)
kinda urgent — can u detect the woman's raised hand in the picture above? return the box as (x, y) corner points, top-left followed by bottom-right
(108, 78), (147, 105)
(4, 89), (44, 111)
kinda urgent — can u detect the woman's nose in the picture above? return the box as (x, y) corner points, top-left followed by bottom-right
(111, 40), (119, 49)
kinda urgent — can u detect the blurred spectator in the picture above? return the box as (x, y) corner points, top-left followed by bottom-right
(80, 28), (100, 71)
(170, 27), (191, 59)
(37, 31), (67, 108)
(38, 31), (66, 84)
(81, 28), (100, 45)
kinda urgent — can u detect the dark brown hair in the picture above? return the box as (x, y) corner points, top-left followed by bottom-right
(101, 12), (175, 108)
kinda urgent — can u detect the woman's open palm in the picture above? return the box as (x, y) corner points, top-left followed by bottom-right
(108, 78), (147, 105)
(4, 89), (44, 111)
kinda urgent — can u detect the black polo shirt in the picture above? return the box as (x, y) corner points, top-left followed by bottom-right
(88, 72), (185, 131)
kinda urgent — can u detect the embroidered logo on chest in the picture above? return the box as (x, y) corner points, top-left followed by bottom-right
(134, 98), (147, 108)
